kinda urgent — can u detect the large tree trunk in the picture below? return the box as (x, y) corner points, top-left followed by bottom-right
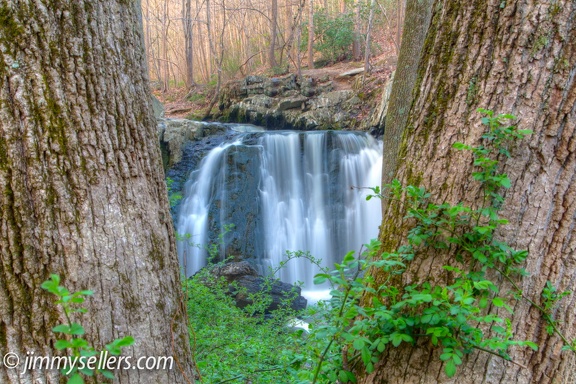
(0, 1), (195, 383)
(361, 0), (576, 383)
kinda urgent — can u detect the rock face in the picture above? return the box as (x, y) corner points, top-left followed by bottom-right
(157, 118), (228, 168)
(207, 144), (264, 262)
(212, 261), (308, 314)
(217, 73), (364, 130)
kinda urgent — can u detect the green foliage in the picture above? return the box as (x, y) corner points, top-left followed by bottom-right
(166, 177), (183, 208)
(301, 10), (355, 64)
(41, 274), (134, 383)
(185, 264), (306, 383)
(293, 110), (573, 382)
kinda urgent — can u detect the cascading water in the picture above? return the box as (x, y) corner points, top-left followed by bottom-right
(176, 129), (382, 299)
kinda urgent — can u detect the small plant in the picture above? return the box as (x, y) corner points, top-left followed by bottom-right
(166, 177), (183, 209)
(295, 110), (573, 382)
(41, 274), (134, 384)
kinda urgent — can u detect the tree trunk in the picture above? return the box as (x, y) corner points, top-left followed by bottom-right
(183, 0), (195, 88)
(307, 0), (315, 69)
(162, 0), (170, 92)
(270, 0), (279, 69)
(363, 0), (377, 75)
(352, 0), (362, 61)
(361, 0), (576, 383)
(380, 0), (433, 194)
(0, 1), (195, 383)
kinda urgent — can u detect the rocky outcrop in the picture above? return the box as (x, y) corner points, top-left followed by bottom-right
(157, 118), (228, 168)
(216, 73), (364, 130)
(212, 261), (307, 314)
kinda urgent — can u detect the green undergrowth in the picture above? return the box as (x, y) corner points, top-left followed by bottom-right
(184, 264), (308, 384)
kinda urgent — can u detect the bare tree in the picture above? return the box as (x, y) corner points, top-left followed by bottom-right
(307, 0), (314, 68)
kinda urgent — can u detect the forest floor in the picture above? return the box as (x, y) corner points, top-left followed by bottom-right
(154, 51), (397, 121)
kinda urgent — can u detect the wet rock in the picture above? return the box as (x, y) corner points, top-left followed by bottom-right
(212, 261), (307, 313)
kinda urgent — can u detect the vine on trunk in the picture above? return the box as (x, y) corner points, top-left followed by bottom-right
(293, 110), (574, 383)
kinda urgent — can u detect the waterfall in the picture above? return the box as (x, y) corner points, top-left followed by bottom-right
(176, 130), (382, 296)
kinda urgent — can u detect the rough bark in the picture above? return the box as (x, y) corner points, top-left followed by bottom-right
(380, 0), (433, 197)
(0, 1), (195, 383)
(361, 0), (576, 383)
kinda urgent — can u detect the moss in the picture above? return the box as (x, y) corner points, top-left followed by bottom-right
(0, 5), (25, 48)
(466, 76), (478, 105)
(0, 135), (8, 170)
(531, 34), (550, 56)
(149, 233), (166, 270)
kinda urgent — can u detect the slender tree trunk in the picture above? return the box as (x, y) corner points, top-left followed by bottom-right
(270, 0), (279, 69)
(307, 0), (314, 69)
(183, 0), (195, 88)
(162, 0), (170, 92)
(361, 0), (576, 383)
(0, 1), (195, 383)
(352, 0), (362, 60)
(363, 0), (376, 74)
(395, 0), (402, 53)
(380, 0), (433, 194)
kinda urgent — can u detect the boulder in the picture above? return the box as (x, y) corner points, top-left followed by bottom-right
(151, 95), (165, 119)
(277, 95), (308, 111)
(213, 261), (308, 314)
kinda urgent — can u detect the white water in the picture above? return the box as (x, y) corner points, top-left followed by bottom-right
(176, 140), (241, 277)
(259, 132), (382, 298)
(176, 131), (382, 297)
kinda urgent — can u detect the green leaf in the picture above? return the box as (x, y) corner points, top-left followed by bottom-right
(445, 359), (457, 378)
(54, 340), (71, 350)
(492, 297), (505, 307)
(52, 324), (70, 334)
(67, 373), (84, 384)
(100, 370), (115, 379)
(313, 274), (329, 285)
(69, 323), (85, 336)
(353, 338), (365, 351)
(361, 347), (371, 366)
(114, 336), (135, 348)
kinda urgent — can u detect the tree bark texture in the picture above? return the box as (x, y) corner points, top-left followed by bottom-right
(362, 0), (576, 383)
(380, 0), (433, 196)
(0, 1), (195, 383)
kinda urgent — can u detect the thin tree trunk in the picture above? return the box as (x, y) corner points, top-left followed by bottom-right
(352, 0), (362, 60)
(363, 0), (376, 75)
(162, 0), (170, 92)
(380, 0), (433, 195)
(307, 0), (314, 68)
(183, 0), (196, 88)
(270, 0), (279, 69)
(0, 1), (195, 383)
(361, 0), (576, 382)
